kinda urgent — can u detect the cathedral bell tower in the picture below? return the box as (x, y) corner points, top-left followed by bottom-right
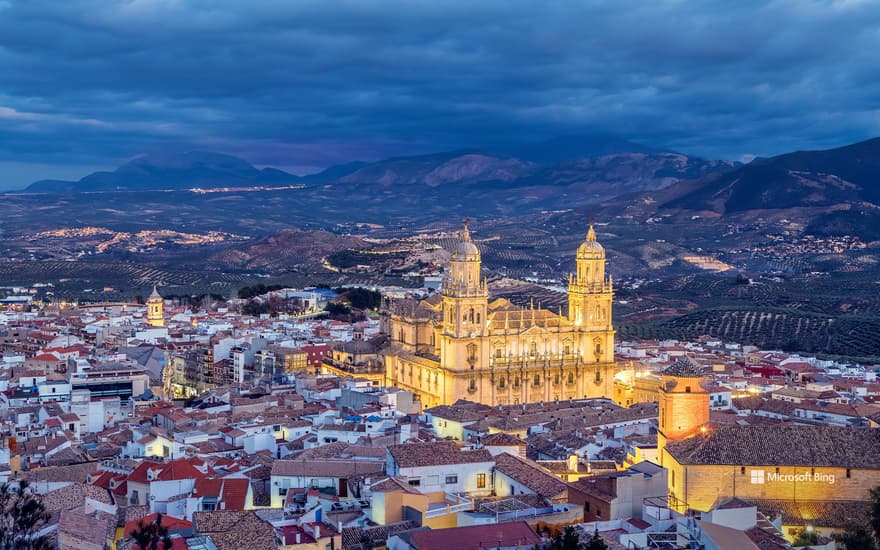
(440, 222), (489, 378)
(568, 224), (614, 363)
(146, 285), (165, 327)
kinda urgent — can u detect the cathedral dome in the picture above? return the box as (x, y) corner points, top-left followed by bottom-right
(452, 223), (480, 261)
(577, 225), (605, 259)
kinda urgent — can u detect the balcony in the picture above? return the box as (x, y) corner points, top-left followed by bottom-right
(424, 493), (473, 518)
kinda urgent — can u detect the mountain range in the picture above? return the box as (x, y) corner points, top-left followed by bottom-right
(22, 135), (734, 213)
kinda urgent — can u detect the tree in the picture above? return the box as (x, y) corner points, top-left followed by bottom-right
(130, 513), (173, 550)
(792, 528), (819, 547)
(0, 481), (53, 550)
(538, 526), (607, 550)
(584, 531), (608, 550)
(833, 525), (876, 550)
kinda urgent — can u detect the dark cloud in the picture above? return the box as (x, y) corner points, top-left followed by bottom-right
(1, 0), (879, 187)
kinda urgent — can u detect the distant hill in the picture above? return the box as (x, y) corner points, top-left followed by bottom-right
(659, 137), (880, 213)
(323, 150), (732, 211)
(25, 151), (304, 192)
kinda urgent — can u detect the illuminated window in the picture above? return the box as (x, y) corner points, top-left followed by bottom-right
(476, 473), (486, 488)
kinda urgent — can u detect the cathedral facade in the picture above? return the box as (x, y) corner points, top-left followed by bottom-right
(382, 223), (616, 408)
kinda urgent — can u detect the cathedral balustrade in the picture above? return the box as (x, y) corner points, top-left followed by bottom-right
(567, 281), (613, 294)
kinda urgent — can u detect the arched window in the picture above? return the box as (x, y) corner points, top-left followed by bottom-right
(469, 308), (474, 323)
(533, 374), (541, 387)
(469, 378), (476, 391)
(567, 371), (574, 385)
(467, 344), (477, 362)
(499, 376), (506, 389)
(513, 376), (520, 388)
(595, 369), (602, 383)
(553, 373), (560, 385)
(476, 312), (481, 324)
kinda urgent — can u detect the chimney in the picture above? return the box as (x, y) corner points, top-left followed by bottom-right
(314, 525), (321, 539)
(568, 454), (579, 473)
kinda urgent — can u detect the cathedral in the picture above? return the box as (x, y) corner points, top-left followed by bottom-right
(382, 222), (616, 408)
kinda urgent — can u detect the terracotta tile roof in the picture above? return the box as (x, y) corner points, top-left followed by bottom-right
(747, 498), (870, 529)
(59, 510), (114, 550)
(193, 478), (250, 510)
(192, 510), (277, 550)
(492, 453), (568, 500)
(388, 442), (493, 469)
(665, 425), (880, 468)
(272, 459), (385, 478)
(124, 513), (193, 537)
(342, 520), (417, 549)
(402, 521), (541, 550)
(369, 476), (423, 495)
(127, 458), (211, 484)
(481, 433), (526, 446)
(662, 357), (704, 378)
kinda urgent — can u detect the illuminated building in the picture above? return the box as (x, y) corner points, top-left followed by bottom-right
(383, 222), (616, 407)
(146, 285), (165, 327)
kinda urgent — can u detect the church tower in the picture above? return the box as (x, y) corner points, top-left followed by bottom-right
(438, 221), (489, 401)
(146, 285), (165, 327)
(441, 222), (488, 341)
(568, 224), (614, 364)
(657, 357), (709, 466)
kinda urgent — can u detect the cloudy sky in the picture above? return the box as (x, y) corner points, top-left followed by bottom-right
(1, 0), (879, 188)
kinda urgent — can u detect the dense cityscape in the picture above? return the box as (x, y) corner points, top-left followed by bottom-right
(3, 1), (880, 549)
(1, 224), (878, 549)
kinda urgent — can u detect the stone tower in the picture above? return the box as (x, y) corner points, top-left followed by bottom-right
(440, 222), (489, 378)
(146, 285), (165, 327)
(568, 224), (615, 364)
(657, 357), (709, 466)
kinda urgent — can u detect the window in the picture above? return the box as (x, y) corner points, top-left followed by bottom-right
(513, 376), (520, 388)
(426, 475), (439, 485)
(584, 502), (590, 512)
(685, 386), (692, 393)
(564, 344), (571, 355)
(469, 378), (476, 391)
(595, 370), (602, 383)
(672, 470), (675, 486)
(567, 372), (574, 385)
(534, 374), (541, 386)
(467, 344), (477, 362)
(499, 376), (505, 389)
(476, 473), (486, 489)
(495, 347), (503, 359)
(740, 467), (746, 476)
(775, 468), (780, 474)
(529, 342), (538, 357)
(846, 469), (851, 478)
(408, 478), (421, 487)
(554, 373), (560, 385)
(445, 475), (458, 484)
